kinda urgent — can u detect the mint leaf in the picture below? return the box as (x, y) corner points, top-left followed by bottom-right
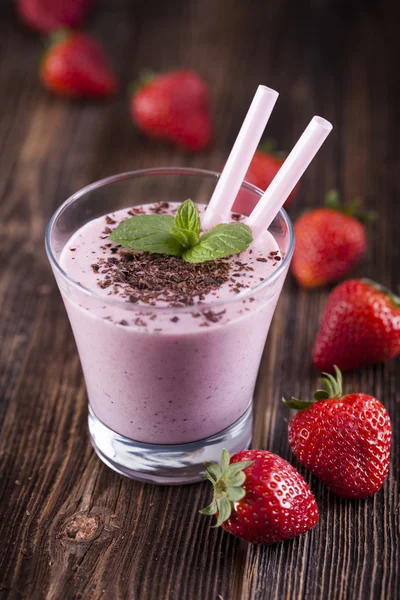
(183, 223), (252, 263)
(175, 199), (201, 237)
(170, 199), (201, 249)
(171, 225), (199, 249)
(109, 214), (184, 256)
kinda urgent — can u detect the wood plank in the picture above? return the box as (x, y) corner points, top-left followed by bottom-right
(0, 0), (399, 598)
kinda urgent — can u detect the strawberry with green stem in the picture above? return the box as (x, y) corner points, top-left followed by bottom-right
(40, 30), (118, 99)
(200, 449), (318, 544)
(283, 366), (392, 499)
(130, 70), (212, 152)
(291, 190), (374, 288)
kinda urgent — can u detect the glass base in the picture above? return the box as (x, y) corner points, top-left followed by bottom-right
(88, 405), (253, 485)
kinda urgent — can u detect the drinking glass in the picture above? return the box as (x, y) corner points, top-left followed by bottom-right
(46, 168), (295, 484)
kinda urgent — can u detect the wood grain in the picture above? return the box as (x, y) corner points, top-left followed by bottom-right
(0, 0), (399, 598)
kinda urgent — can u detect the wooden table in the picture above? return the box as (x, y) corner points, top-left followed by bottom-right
(1, 0), (399, 598)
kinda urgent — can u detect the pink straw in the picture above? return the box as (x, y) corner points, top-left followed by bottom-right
(203, 85), (279, 230)
(246, 116), (333, 241)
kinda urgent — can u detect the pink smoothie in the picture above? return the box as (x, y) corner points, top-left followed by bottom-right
(59, 202), (287, 444)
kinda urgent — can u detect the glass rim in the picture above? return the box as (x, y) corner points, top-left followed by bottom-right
(45, 167), (295, 312)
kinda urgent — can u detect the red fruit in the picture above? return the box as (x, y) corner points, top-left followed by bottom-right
(291, 191), (369, 288)
(200, 449), (318, 544)
(284, 366), (392, 499)
(313, 279), (400, 372)
(130, 70), (212, 152)
(17, 0), (93, 34)
(40, 30), (118, 99)
(232, 142), (299, 216)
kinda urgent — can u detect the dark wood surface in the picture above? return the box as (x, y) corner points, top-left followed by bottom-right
(1, 0), (399, 598)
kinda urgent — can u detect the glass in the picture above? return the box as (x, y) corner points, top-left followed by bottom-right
(46, 168), (295, 484)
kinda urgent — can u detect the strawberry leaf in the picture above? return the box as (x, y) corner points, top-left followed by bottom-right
(226, 486), (246, 502)
(258, 138), (277, 154)
(203, 462), (221, 482)
(203, 472), (216, 484)
(199, 499), (218, 516)
(325, 189), (340, 210)
(226, 461), (253, 477)
(321, 378), (334, 396)
(214, 497), (232, 527)
(314, 389), (330, 401)
(258, 138), (286, 159)
(282, 365), (344, 411)
(282, 397), (317, 410)
(200, 450), (252, 527)
(321, 371), (342, 398)
(219, 448), (230, 472)
(130, 70), (155, 95)
(227, 471), (246, 487)
(333, 365), (343, 387)
(324, 190), (376, 225)
(49, 28), (72, 47)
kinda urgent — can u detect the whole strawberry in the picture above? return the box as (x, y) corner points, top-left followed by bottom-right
(130, 70), (212, 152)
(200, 449), (318, 544)
(291, 191), (370, 288)
(40, 30), (118, 99)
(313, 279), (400, 372)
(232, 140), (299, 216)
(284, 366), (392, 499)
(17, 0), (93, 34)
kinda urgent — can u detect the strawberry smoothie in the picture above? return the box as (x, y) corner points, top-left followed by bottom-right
(59, 202), (287, 445)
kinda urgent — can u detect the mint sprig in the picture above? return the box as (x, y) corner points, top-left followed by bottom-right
(109, 199), (253, 263)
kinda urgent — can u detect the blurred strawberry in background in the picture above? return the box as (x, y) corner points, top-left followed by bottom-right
(40, 30), (118, 99)
(16, 0), (93, 33)
(232, 140), (299, 216)
(130, 70), (213, 152)
(312, 279), (400, 372)
(291, 190), (370, 288)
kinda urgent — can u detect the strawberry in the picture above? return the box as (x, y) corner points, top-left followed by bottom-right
(232, 140), (299, 216)
(130, 70), (212, 152)
(313, 279), (400, 372)
(40, 30), (118, 99)
(200, 449), (318, 544)
(291, 190), (371, 288)
(283, 366), (392, 499)
(16, 0), (93, 34)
